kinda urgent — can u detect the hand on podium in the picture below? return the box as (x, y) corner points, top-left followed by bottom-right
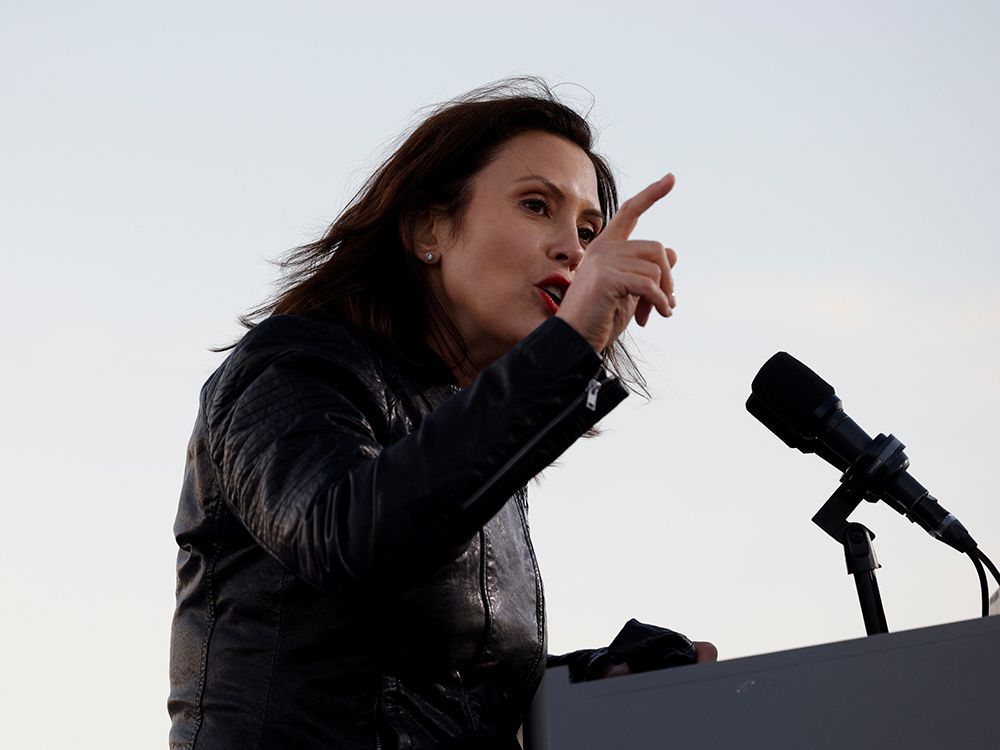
(548, 620), (717, 682)
(604, 640), (717, 677)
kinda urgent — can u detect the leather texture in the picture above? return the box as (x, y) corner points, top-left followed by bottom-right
(169, 314), (627, 749)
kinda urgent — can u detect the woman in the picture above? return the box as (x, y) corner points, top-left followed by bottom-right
(169, 80), (708, 749)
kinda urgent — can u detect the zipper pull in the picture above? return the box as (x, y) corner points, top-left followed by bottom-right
(585, 377), (602, 411)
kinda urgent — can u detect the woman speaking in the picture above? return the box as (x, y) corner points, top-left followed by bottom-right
(169, 79), (709, 749)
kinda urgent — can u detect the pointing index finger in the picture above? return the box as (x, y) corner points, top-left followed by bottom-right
(602, 173), (675, 241)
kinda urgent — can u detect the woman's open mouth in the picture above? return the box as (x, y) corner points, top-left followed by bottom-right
(536, 276), (569, 315)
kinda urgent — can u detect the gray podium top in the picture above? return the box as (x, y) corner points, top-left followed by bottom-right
(526, 616), (1000, 749)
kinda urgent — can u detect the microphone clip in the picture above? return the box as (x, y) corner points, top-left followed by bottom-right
(811, 433), (907, 544)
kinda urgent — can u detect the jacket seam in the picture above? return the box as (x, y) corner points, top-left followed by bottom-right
(185, 497), (228, 750)
(254, 568), (287, 750)
(514, 488), (546, 695)
(472, 527), (494, 669)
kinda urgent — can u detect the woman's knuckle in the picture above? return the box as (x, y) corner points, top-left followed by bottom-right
(634, 240), (662, 255)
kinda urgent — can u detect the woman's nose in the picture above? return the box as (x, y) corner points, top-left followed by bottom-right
(547, 228), (585, 270)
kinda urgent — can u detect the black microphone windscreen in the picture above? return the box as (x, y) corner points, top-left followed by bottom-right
(750, 352), (836, 435)
(745, 393), (804, 449)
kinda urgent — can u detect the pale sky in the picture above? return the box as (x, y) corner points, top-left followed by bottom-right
(2, 1), (998, 747)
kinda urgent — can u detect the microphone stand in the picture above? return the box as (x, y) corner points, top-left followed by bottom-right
(842, 523), (888, 635)
(812, 442), (900, 636)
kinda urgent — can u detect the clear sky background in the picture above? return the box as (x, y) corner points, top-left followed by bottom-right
(2, 1), (998, 747)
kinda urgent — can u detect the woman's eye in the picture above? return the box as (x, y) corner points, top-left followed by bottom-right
(578, 226), (597, 244)
(522, 199), (549, 216)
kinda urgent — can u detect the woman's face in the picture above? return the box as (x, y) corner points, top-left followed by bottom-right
(425, 130), (603, 374)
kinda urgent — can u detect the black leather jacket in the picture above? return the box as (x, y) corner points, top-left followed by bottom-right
(169, 314), (627, 749)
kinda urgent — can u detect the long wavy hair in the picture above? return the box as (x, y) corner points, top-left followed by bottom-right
(236, 78), (645, 391)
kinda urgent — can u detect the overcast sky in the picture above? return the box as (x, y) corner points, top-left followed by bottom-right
(2, 1), (998, 747)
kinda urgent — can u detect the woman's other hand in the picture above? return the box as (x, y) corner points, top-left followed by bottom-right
(602, 640), (719, 678)
(556, 173), (678, 352)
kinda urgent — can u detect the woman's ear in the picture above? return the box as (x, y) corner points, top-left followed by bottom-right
(412, 209), (445, 264)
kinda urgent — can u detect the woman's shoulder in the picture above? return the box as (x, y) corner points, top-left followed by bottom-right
(201, 315), (387, 412)
(216, 314), (393, 381)
(233, 314), (372, 361)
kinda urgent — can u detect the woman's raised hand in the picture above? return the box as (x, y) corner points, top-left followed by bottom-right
(556, 173), (678, 353)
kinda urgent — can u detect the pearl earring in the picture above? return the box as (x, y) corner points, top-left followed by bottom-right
(424, 252), (435, 262)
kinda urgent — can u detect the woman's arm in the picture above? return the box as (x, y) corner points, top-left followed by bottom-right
(204, 314), (627, 597)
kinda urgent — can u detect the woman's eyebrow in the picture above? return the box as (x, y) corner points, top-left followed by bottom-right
(512, 175), (603, 224)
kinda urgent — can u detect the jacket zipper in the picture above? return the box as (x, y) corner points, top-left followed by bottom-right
(585, 377), (602, 411)
(460, 368), (606, 511)
(373, 695), (383, 750)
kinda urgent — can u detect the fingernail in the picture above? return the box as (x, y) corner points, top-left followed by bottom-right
(669, 292), (677, 308)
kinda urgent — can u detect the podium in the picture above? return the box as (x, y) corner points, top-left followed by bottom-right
(526, 616), (1000, 749)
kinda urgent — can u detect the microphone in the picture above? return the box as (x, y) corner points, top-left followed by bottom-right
(746, 352), (976, 554)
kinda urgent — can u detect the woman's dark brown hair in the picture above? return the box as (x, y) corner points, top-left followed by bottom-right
(239, 77), (645, 391)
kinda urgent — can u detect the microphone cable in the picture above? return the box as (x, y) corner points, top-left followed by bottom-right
(972, 549), (1000, 617)
(970, 553), (988, 617)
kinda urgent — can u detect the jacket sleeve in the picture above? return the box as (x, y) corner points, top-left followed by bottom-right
(204, 315), (628, 596)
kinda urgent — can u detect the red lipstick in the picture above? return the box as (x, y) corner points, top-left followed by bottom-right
(536, 274), (570, 314)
